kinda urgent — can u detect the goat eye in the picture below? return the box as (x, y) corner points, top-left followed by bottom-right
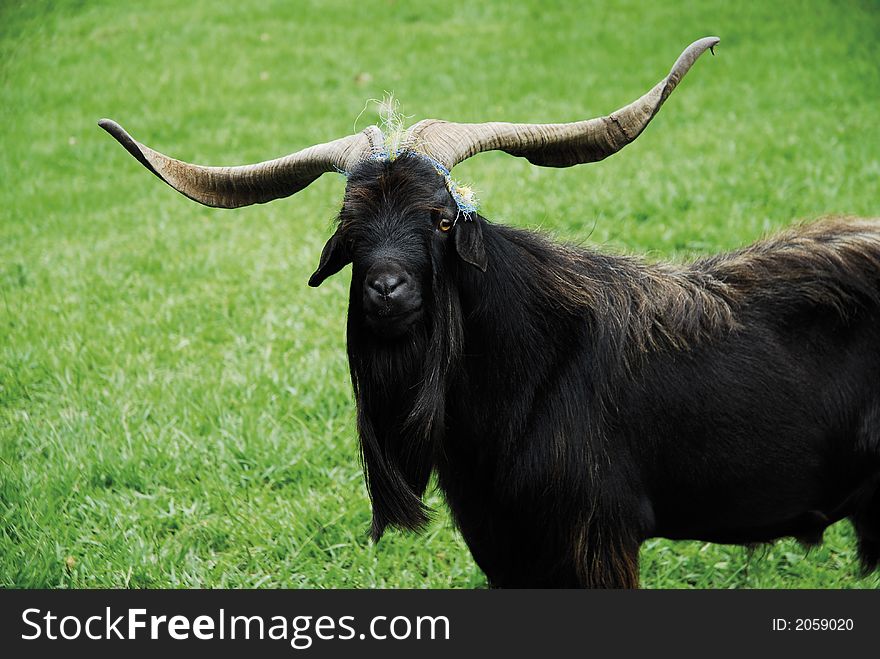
(438, 218), (453, 232)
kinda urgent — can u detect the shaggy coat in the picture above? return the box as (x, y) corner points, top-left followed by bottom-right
(311, 155), (880, 587)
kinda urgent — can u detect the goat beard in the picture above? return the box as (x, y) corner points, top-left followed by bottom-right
(347, 255), (463, 541)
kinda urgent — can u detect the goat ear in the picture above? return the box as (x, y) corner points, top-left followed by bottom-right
(454, 218), (487, 272)
(308, 230), (351, 287)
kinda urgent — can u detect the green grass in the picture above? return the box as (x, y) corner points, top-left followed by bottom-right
(1, 0), (879, 588)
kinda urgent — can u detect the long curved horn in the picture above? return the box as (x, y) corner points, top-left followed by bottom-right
(404, 36), (719, 171)
(98, 119), (384, 208)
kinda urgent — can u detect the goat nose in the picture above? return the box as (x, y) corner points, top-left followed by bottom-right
(369, 272), (405, 297)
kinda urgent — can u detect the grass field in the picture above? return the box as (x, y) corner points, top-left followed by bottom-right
(2, 0), (879, 588)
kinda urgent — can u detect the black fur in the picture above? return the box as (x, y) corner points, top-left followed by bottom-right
(311, 153), (880, 587)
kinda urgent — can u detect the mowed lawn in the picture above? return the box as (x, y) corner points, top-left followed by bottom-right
(2, 0), (879, 588)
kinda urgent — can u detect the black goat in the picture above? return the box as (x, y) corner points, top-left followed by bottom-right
(100, 38), (880, 587)
(318, 155), (880, 587)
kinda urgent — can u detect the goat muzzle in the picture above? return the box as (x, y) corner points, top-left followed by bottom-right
(362, 261), (423, 338)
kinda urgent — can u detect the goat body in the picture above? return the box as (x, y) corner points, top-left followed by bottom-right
(440, 217), (880, 587)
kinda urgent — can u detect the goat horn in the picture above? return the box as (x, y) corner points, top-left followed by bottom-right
(97, 119), (385, 208)
(404, 36), (720, 171)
